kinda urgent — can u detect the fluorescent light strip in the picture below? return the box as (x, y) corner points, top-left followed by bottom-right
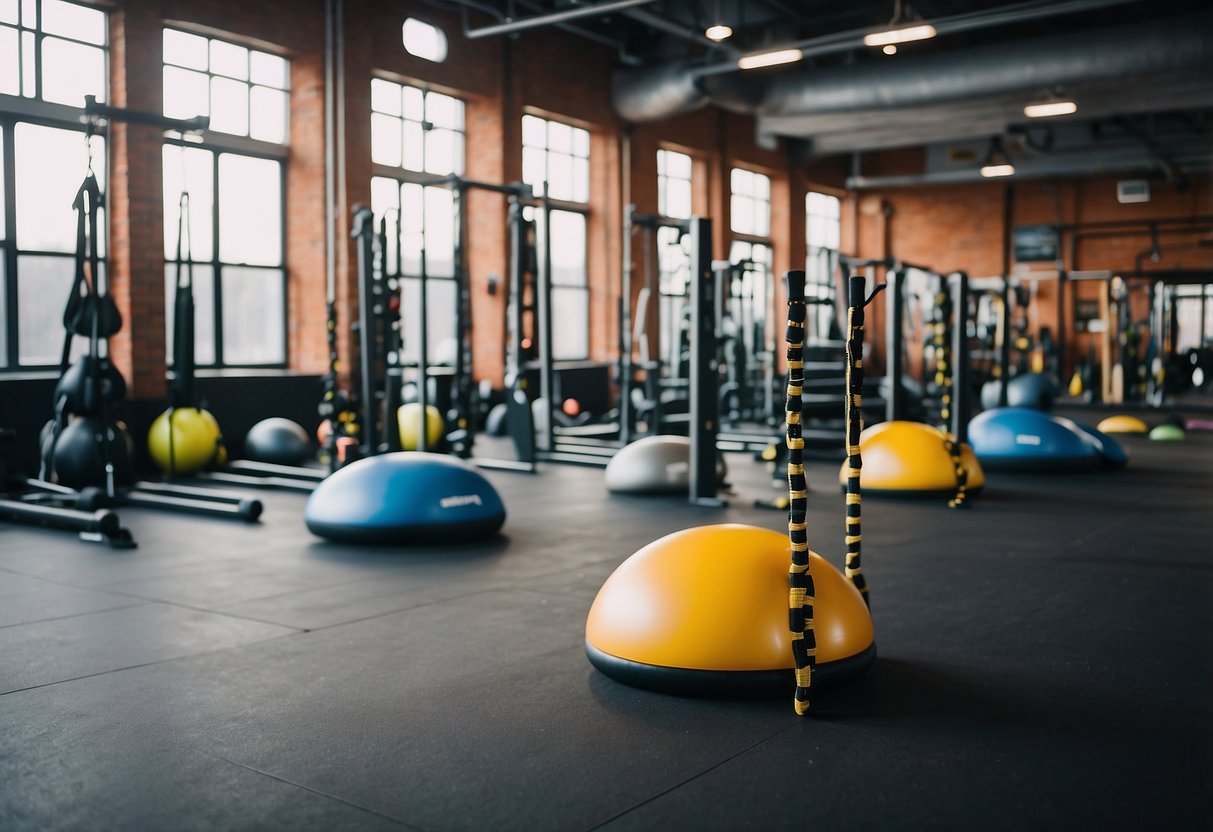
(980, 163), (1016, 178)
(737, 48), (803, 70)
(863, 23), (937, 47)
(1024, 100), (1077, 118)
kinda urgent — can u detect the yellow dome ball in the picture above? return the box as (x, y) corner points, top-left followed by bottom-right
(397, 403), (445, 451)
(587, 524), (873, 674)
(147, 407), (224, 474)
(840, 421), (985, 494)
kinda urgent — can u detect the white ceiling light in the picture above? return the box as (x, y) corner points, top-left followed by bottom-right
(979, 137), (1015, 177)
(737, 48), (803, 70)
(882, 44), (897, 55)
(1024, 100), (1078, 118)
(863, 22), (937, 47)
(705, 23), (733, 41)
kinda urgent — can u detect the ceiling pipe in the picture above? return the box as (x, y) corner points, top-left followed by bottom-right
(464, 0), (657, 39)
(610, 0), (1187, 123)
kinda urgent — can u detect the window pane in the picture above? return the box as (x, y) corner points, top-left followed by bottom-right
(753, 172), (770, 199)
(548, 120), (572, 154)
(572, 127), (590, 158)
(402, 119), (423, 171)
(209, 39), (248, 80)
(20, 0), (32, 25)
(0, 127), (5, 236)
(371, 78), (401, 115)
(41, 38), (105, 106)
(0, 0), (17, 24)
(547, 153), (573, 201)
(0, 27), (19, 95)
(731, 195), (753, 234)
(668, 150), (691, 178)
(165, 263), (215, 366)
(400, 277), (455, 361)
(249, 50), (287, 88)
(218, 155), (281, 266)
(15, 123), (103, 253)
(222, 266), (284, 364)
(249, 86), (287, 143)
(667, 179), (691, 219)
(552, 288), (587, 360)
(162, 144), (215, 260)
(426, 92), (462, 130)
(42, 0), (105, 44)
(522, 146), (545, 195)
(402, 85), (423, 120)
(164, 29), (207, 70)
(549, 210), (585, 287)
(164, 65), (208, 120)
(424, 127), (458, 176)
(371, 112), (402, 167)
(16, 255), (74, 364)
(423, 186), (455, 277)
(572, 157), (589, 203)
(521, 114), (545, 147)
(210, 75), (249, 136)
(370, 176), (400, 215)
(754, 202), (770, 237)
(20, 30), (33, 96)
(731, 167), (750, 194)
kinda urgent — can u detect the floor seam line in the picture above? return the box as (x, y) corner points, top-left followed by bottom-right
(584, 725), (793, 830)
(194, 747), (426, 830)
(0, 601), (148, 631)
(0, 629), (305, 697)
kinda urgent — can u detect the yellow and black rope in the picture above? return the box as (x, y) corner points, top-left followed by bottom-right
(788, 271), (882, 715)
(785, 270), (813, 716)
(932, 282), (969, 509)
(843, 274), (876, 606)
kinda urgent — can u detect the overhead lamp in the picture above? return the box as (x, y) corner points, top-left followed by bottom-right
(1024, 100), (1077, 118)
(863, 23), (937, 47)
(705, 23), (733, 41)
(865, 0), (936, 49)
(737, 48), (803, 70)
(979, 137), (1015, 178)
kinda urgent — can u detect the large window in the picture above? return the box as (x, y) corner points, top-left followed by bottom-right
(162, 29), (288, 368)
(729, 168), (773, 365)
(163, 28), (289, 142)
(657, 148), (692, 220)
(371, 81), (464, 364)
(522, 114), (589, 360)
(2, 0), (108, 370)
(806, 191), (841, 340)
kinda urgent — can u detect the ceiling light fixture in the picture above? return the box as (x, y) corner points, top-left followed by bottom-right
(1024, 100), (1078, 118)
(863, 23), (937, 47)
(705, 23), (733, 41)
(864, 0), (936, 49)
(979, 137), (1016, 178)
(737, 48), (803, 70)
(882, 44), (897, 55)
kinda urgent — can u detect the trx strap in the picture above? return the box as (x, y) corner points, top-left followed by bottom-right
(787, 271), (883, 716)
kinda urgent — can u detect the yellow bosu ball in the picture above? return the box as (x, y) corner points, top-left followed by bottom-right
(397, 403), (445, 451)
(839, 421), (985, 494)
(586, 524), (873, 685)
(147, 407), (224, 474)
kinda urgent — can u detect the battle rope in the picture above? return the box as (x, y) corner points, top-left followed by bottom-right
(932, 280), (968, 509)
(788, 271), (883, 716)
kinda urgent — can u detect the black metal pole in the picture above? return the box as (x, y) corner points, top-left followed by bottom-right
(884, 267), (905, 421)
(687, 217), (722, 507)
(351, 205), (377, 455)
(951, 271), (971, 443)
(536, 194), (554, 453)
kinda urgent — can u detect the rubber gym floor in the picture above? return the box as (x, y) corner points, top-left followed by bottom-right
(2, 417), (1210, 831)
